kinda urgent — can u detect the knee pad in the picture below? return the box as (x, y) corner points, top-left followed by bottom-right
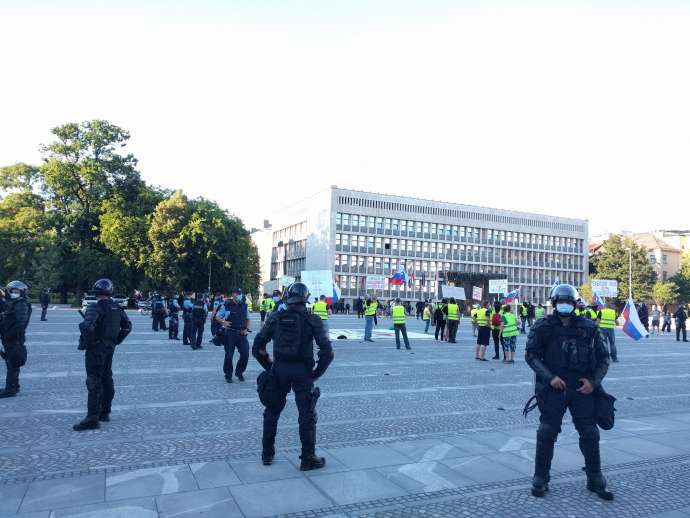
(537, 422), (560, 442)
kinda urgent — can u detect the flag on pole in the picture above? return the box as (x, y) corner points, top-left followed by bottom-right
(592, 291), (605, 311)
(503, 289), (520, 303)
(389, 266), (409, 286)
(622, 297), (649, 341)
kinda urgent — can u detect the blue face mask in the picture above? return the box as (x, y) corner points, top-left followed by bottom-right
(234, 295), (242, 303)
(556, 303), (574, 314)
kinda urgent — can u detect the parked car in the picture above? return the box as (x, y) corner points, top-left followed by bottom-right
(82, 292), (128, 310)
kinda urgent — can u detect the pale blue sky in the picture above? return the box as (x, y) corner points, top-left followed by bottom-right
(1, 1), (689, 236)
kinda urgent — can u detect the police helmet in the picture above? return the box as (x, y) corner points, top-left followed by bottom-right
(285, 282), (310, 304)
(93, 278), (114, 296)
(6, 280), (28, 296)
(232, 287), (242, 295)
(549, 284), (578, 305)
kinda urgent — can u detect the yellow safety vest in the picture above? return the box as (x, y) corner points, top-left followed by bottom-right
(599, 308), (616, 329)
(313, 301), (328, 320)
(470, 308), (477, 322)
(422, 307), (431, 321)
(476, 308), (489, 327)
(392, 305), (406, 324)
(535, 307), (545, 319)
(365, 301), (378, 316)
(447, 303), (459, 321)
(501, 312), (519, 337)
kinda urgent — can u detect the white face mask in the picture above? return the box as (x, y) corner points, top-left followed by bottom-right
(556, 303), (574, 314)
(9, 292), (20, 299)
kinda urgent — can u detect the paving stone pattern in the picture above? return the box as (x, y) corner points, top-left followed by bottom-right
(1, 308), (690, 517)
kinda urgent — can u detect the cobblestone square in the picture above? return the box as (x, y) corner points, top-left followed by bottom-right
(2, 308), (690, 517)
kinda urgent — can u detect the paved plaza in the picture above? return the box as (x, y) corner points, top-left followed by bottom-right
(2, 309), (690, 517)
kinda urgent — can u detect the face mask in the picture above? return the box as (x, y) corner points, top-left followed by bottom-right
(273, 296), (280, 302)
(556, 303), (574, 314)
(9, 292), (20, 299)
(234, 295), (242, 303)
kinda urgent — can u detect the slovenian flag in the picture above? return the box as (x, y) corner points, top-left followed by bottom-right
(592, 291), (605, 310)
(389, 267), (409, 286)
(503, 289), (520, 303)
(622, 297), (648, 341)
(326, 282), (341, 305)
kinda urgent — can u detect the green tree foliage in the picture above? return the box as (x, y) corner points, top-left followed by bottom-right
(578, 281), (593, 303)
(0, 120), (260, 301)
(589, 235), (656, 305)
(670, 251), (690, 303)
(652, 281), (679, 308)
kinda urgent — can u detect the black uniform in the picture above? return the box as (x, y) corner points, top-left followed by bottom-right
(253, 303), (333, 462)
(39, 290), (50, 321)
(0, 296), (32, 396)
(78, 298), (131, 422)
(168, 300), (180, 340)
(675, 306), (688, 342)
(219, 299), (250, 382)
(151, 297), (167, 331)
(525, 313), (610, 496)
(182, 298), (193, 345)
(190, 301), (207, 349)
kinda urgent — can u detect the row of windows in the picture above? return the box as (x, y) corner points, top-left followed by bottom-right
(270, 257), (305, 279)
(335, 214), (583, 250)
(336, 196), (585, 233)
(334, 252), (583, 272)
(272, 221), (307, 247)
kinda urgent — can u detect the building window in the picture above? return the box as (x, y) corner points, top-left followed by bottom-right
(392, 219), (399, 232)
(335, 213), (342, 225)
(352, 214), (359, 229)
(663, 271), (667, 281)
(662, 254), (668, 265)
(376, 217), (383, 231)
(343, 214), (350, 226)
(401, 220), (407, 233)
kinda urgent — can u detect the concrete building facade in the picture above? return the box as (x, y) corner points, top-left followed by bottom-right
(261, 187), (588, 304)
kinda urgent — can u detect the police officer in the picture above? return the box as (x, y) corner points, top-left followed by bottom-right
(168, 296), (180, 340)
(252, 282), (334, 470)
(0, 281), (32, 398)
(215, 288), (250, 383)
(39, 288), (51, 321)
(151, 293), (167, 331)
(190, 295), (208, 350)
(73, 279), (131, 430)
(182, 293), (193, 345)
(525, 284), (613, 500)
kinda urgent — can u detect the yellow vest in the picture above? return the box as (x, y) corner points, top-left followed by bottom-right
(535, 307), (545, 319)
(365, 301), (378, 316)
(392, 305), (406, 324)
(313, 301), (328, 320)
(447, 303), (459, 321)
(470, 308), (477, 322)
(422, 307), (431, 321)
(476, 308), (489, 326)
(599, 308), (616, 329)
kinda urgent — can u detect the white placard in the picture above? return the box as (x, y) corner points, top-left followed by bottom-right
(300, 270), (333, 300)
(441, 286), (466, 300)
(472, 286), (483, 300)
(591, 279), (618, 297)
(489, 279), (508, 294)
(365, 275), (386, 291)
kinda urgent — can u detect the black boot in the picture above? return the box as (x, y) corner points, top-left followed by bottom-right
(300, 453), (326, 471)
(73, 418), (100, 431)
(0, 388), (17, 398)
(262, 450), (274, 466)
(531, 436), (554, 497)
(99, 412), (111, 422)
(262, 409), (278, 466)
(580, 437), (614, 500)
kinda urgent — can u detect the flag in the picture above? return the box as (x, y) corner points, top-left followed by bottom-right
(503, 289), (520, 303)
(592, 291), (605, 311)
(622, 297), (648, 341)
(326, 282), (341, 305)
(390, 266), (408, 286)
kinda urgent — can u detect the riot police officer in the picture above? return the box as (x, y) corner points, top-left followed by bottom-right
(151, 293), (167, 331)
(168, 296), (180, 340)
(39, 288), (51, 321)
(73, 279), (132, 430)
(190, 295), (208, 350)
(215, 288), (250, 383)
(182, 293), (193, 345)
(253, 282), (334, 471)
(525, 283), (613, 500)
(0, 281), (32, 398)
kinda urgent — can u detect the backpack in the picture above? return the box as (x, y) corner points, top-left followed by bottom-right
(273, 310), (307, 360)
(491, 312), (502, 327)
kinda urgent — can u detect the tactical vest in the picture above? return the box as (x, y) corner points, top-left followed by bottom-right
(95, 299), (123, 345)
(273, 310), (310, 361)
(191, 303), (206, 322)
(392, 305), (406, 324)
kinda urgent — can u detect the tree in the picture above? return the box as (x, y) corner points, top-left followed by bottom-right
(589, 235), (656, 306)
(578, 281), (593, 304)
(652, 281), (679, 308)
(670, 251), (690, 303)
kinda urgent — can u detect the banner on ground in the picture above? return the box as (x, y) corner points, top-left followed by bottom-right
(488, 279), (508, 294)
(472, 286), (483, 300)
(300, 270), (333, 301)
(441, 286), (466, 300)
(591, 279), (618, 298)
(365, 275), (386, 291)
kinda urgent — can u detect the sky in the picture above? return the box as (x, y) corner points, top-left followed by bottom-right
(1, 0), (689, 237)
